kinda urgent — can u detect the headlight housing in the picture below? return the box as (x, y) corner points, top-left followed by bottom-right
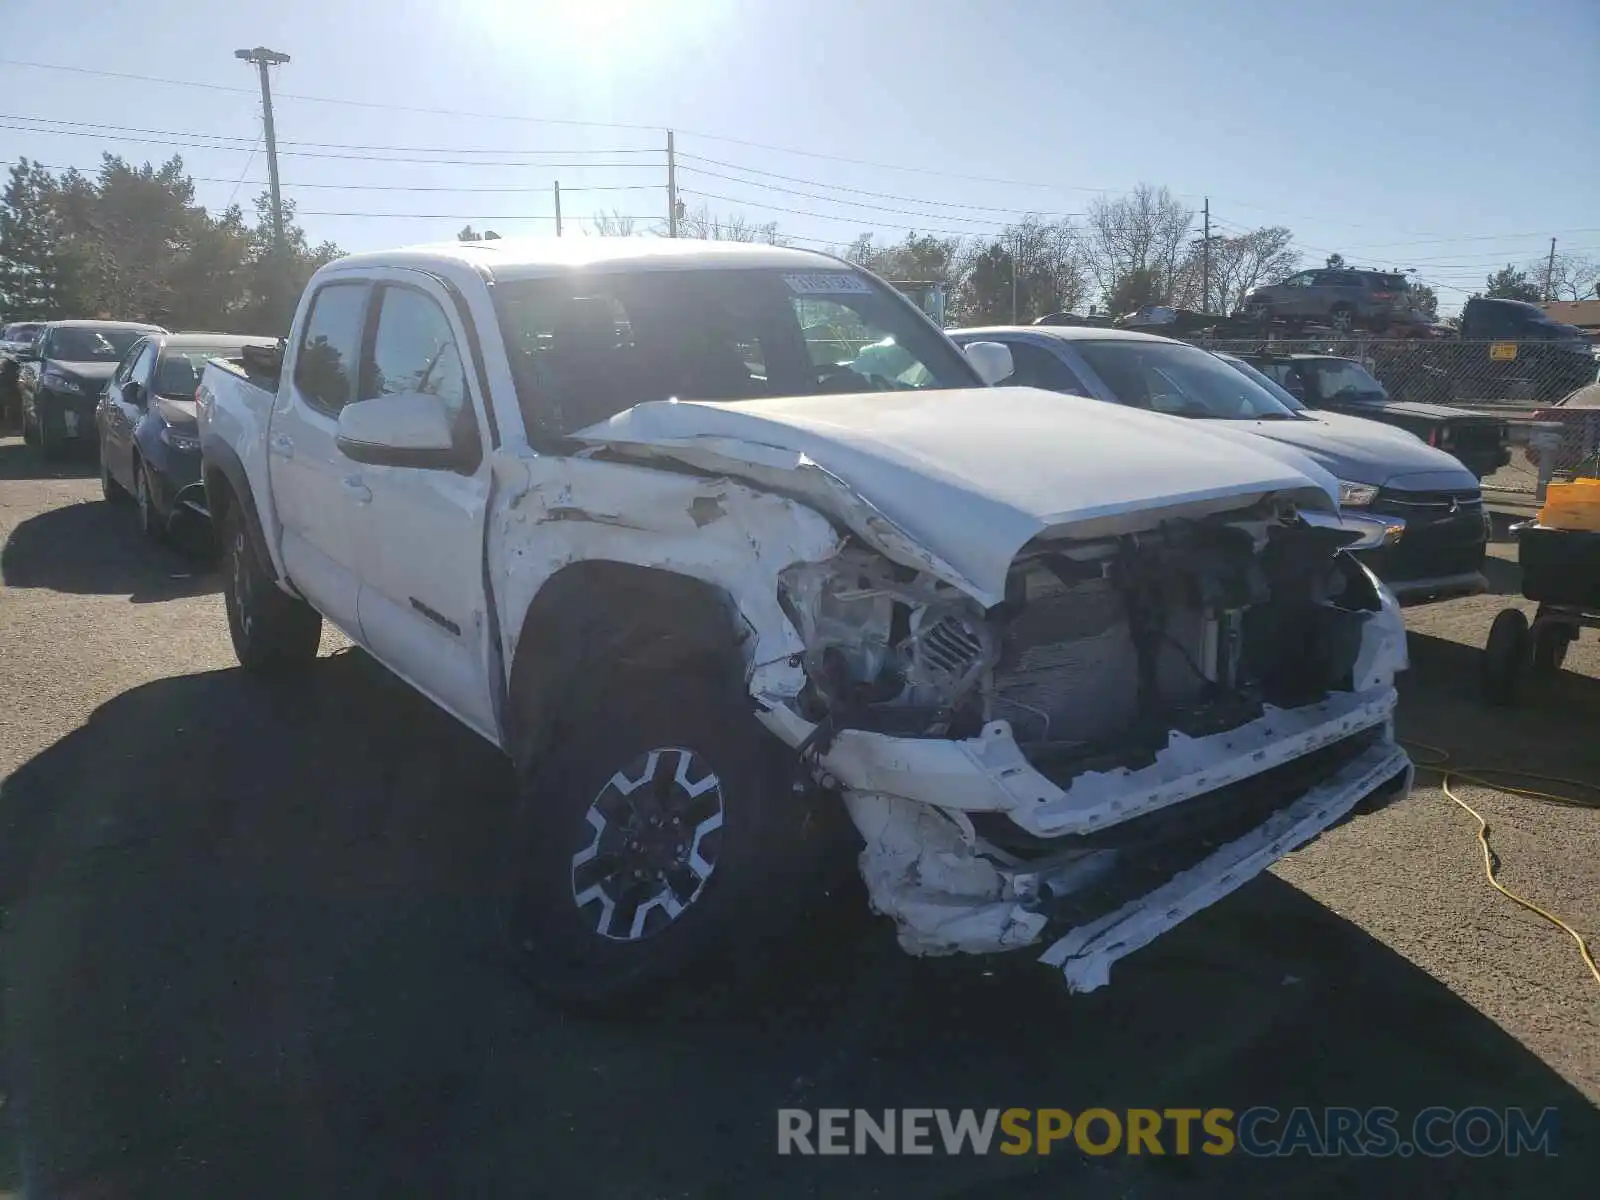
(1338, 480), (1380, 508)
(160, 427), (200, 452)
(42, 371), (86, 394)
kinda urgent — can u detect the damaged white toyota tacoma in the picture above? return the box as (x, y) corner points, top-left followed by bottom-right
(197, 238), (1413, 1006)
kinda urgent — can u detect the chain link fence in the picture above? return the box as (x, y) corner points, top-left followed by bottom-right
(1190, 335), (1600, 493)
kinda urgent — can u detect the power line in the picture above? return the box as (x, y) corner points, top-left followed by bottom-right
(0, 159), (657, 193)
(676, 164), (1075, 226)
(675, 153), (1082, 217)
(678, 187), (1009, 240)
(0, 112), (663, 157)
(0, 58), (663, 132)
(0, 124), (660, 169)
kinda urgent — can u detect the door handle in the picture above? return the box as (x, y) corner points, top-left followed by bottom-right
(269, 433), (294, 459)
(341, 475), (372, 504)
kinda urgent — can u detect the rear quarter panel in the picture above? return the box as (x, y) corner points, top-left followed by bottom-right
(197, 361), (290, 581)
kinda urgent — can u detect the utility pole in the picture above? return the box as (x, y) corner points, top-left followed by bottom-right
(553, 181), (562, 237)
(666, 129), (678, 238)
(1011, 230), (1020, 323)
(235, 46), (291, 322)
(1545, 236), (1557, 301)
(1201, 198), (1211, 314)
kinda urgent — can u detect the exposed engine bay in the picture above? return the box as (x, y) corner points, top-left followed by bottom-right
(772, 503), (1413, 987)
(778, 505), (1379, 779)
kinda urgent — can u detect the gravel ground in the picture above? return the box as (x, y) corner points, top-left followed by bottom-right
(0, 437), (1595, 1198)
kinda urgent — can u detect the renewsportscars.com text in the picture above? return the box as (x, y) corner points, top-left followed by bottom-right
(776, 1106), (1559, 1158)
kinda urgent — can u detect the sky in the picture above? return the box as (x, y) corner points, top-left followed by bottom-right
(1, 0), (1596, 314)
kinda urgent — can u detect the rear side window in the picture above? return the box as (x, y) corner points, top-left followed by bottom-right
(293, 282), (368, 415)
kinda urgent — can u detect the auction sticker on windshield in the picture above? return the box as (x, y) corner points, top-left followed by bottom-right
(784, 273), (873, 295)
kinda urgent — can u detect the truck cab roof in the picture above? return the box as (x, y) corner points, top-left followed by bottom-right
(323, 237), (849, 284)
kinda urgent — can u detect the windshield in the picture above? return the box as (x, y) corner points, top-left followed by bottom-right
(156, 347), (248, 398)
(49, 327), (148, 363)
(1218, 354), (1307, 412)
(491, 267), (979, 436)
(1072, 338), (1299, 420)
(1307, 360), (1388, 402)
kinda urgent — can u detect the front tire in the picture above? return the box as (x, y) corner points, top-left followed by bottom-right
(133, 460), (162, 541)
(35, 409), (60, 459)
(505, 669), (825, 1011)
(99, 442), (128, 503)
(221, 504), (322, 674)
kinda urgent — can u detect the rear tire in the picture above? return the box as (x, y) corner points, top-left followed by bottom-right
(504, 669), (832, 1013)
(1330, 304), (1356, 332)
(1481, 608), (1529, 706)
(22, 411), (38, 447)
(221, 503), (322, 674)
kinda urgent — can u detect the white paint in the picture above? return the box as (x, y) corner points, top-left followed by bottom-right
(199, 239), (1415, 994)
(575, 387), (1336, 607)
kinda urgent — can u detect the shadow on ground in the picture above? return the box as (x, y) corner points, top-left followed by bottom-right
(0, 440), (96, 483)
(1, 493), (218, 602)
(1, 649), (1595, 1198)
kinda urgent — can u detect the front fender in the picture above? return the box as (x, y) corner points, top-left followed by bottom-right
(489, 450), (842, 712)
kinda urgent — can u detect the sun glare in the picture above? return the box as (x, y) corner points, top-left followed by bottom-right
(473, 0), (705, 70)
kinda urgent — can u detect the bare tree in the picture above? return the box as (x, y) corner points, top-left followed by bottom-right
(952, 217), (1088, 324)
(1528, 251), (1600, 301)
(1082, 184), (1194, 311)
(676, 203), (783, 244)
(589, 208), (638, 237)
(1194, 226), (1301, 314)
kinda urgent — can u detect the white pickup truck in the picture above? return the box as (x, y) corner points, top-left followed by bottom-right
(197, 237), (1413, 1008)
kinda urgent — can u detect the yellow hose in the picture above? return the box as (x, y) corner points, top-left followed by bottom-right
(1402, 740), (1600, 988)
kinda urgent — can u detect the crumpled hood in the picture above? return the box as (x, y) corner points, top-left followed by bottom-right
(48, 360), (118, 384)
(574, 387), (1337, 606)
(1231, 411), (1478, 489)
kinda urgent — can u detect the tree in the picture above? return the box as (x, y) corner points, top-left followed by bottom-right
(1104, 267), (1163, 315)
(1190, 225), (1299, 314)
(1408, 281), (1439, 320)
(1530, 251), (1599, 301)
(847, 231), (961, 289)
(589, 209), (639, 237)
(458, 225), (481, 241)
(1082, 184), (1194, 312)
(0, 155), (337, 332)
(676, 203), (782, 244)
(0, 159), (70, 318)
(1324, 253), (1346, 269)
(1481, 264), (1540, 302)
(952, 217), (1086, 325)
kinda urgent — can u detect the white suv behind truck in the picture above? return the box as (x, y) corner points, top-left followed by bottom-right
(197, 238), (1413, 1008)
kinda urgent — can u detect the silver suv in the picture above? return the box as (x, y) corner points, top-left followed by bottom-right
(1241, 269), (1412, 332)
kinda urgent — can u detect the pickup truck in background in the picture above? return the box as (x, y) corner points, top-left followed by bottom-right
(1456, 297), (1596, 403)
(197, 238), (1413, 1010)
(1237, 351), (1512, 479)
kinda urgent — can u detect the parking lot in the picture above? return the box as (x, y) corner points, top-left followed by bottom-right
(0, 436), (1595, 1197)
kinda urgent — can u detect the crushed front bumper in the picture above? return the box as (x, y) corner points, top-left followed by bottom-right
(1038, 739), (1412, 990)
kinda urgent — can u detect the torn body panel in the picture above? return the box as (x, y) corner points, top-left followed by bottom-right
(487, 447), (841, 720)
(488, 431), (1411, 995)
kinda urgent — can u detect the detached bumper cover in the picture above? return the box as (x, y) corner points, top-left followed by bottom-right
(1038, 740), (1413, 991)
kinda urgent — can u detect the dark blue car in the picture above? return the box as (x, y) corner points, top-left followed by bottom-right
(97, 332), (268, 542)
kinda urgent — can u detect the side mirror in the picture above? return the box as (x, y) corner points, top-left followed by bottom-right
(336, 391), (474, 470)
(963, 340), (1014, 386)
(125, 380), (145, 407)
